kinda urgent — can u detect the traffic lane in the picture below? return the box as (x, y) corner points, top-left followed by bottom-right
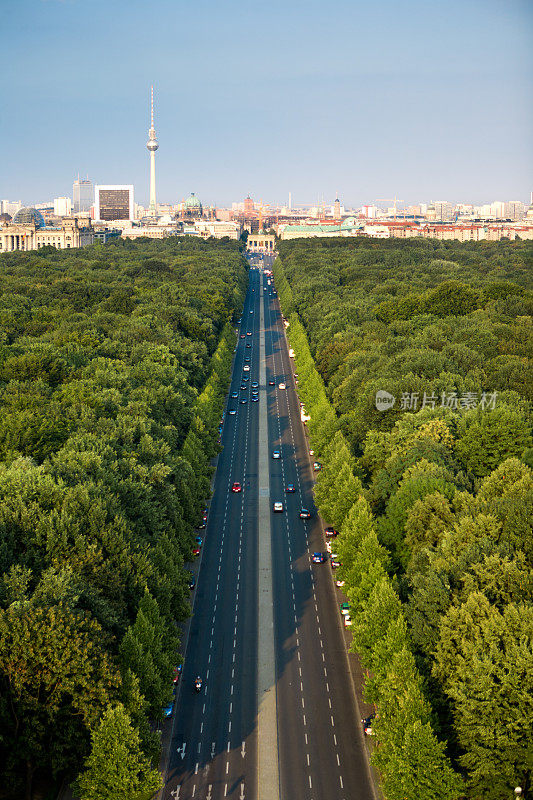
(265, 298), (354, 799)
(270, 296), (375, 800)
(168, 281), (258, 796)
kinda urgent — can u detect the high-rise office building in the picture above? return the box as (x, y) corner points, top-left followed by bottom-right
(73, 177), (93, 213)
(54, 197), (72, 216)
(94, 185), (134, 222)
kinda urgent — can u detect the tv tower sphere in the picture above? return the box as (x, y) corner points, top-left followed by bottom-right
(147, 86), (158, 213)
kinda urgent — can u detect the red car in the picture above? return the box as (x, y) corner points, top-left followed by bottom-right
(325, 527), (339, 538)
(192, 547), (201, 557)
(232, 482), (242, 493)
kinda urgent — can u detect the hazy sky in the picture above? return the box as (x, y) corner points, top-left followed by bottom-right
(2, 0), (532, 208)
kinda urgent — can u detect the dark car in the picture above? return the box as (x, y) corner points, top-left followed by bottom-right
(313, 462), (322, 471)
(312, 552), (328, 563)
(299, 508), (312, 519)
(251, 382), (259, 388)
(195, 536), (203, 547)
(325, 527), (339, 537)
(286, 484), (296, 493)
(246, 343), (252, 348)
(252, 396), (259, 402)
(188, 574), (196, 590)
(240, 398), (247, 404)
(362, 713), (376, 735)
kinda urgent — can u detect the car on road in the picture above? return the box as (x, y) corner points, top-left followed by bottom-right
(313, 462), (322, 471)
(273, 501), (284, 512)
(231, 391), (239, 398)
(272, 450), (281, 459)
(362, 714), (376, 736)
(326, 541), (334, 553)
(188, 573), (196, 590)
(252, 396), (259, 402)
(172, 664), (182, 684)
(268, 380), (275, 386)
(243, 365), (250, 372)
(335, 578), (346, 587)
(232, 482), (242, 493)
(195, 536), (203, 547)
(246, 332), (252, 336)
(245, 357), (251, 362)
(285, 484), (296, 493)
(240, 398), (247, 404)
(278, 382), (286, 389)
(250, 310), (253, 313)
(228, 408), (236, 415)
(312, 552), (328, 563)
(246, 343), (252, 348)
(163, 701), (174, 718)
(192, 546), (201, 557)
(240, 334), (245, 339)
(325, 527), (339, 537)
(299, 508), (312, 519)
(331, 558), (342, 569)
(251, 381), (259, 388)
(340, 602), (350, 616)
(343, 614), (353, 628)
(240, 384), (247, 390)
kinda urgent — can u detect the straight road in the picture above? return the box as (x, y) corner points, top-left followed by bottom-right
(162, 260), (374, 800)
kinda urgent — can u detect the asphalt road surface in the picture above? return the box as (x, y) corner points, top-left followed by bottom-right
(162, 259), (375, 800)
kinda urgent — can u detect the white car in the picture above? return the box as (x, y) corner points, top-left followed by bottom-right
(243, 365), (250, 372)
(272, 450), (281, 459)
(278, 382), (286, 389)
(343, 615), (353, 628)
(273, 501), (284, 512)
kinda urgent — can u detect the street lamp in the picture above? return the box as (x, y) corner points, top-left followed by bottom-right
(514, 788), (522, 798)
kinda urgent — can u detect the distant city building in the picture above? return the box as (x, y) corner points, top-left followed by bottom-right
(1, 209), (94, 252)
(333, 198), (341, 221)
(72, 178), (93, 213)
(433, 201), (453, 221)
(181, 193), (203, 219)
(505, 201), (525, 221)
(1, 199), (23, 217)
(183, 220), (241, 240)
(244, 195), (254, 215)
(54, 197), (72, 216)
(94, 185), (134, 222)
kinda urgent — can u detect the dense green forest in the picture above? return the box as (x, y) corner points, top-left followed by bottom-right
(274, 237), (533, 800)
(0, 237), (247, 799)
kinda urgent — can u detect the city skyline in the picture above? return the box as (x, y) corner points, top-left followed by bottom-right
(2, 0), (532, 206)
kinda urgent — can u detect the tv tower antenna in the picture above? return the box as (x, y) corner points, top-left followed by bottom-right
(146, 85), (159, 214)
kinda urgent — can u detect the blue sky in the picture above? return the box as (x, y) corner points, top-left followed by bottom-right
(2, 0), (532, 207)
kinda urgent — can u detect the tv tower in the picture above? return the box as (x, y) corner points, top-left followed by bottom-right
(146, 86), (159, 214)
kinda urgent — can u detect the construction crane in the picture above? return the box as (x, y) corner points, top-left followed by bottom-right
(376, 196), (403, 220)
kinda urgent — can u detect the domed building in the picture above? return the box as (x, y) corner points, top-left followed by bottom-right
(0, 213), (12, 223)
(12, 207), (46, 228)
(183, 193), (203, 219)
